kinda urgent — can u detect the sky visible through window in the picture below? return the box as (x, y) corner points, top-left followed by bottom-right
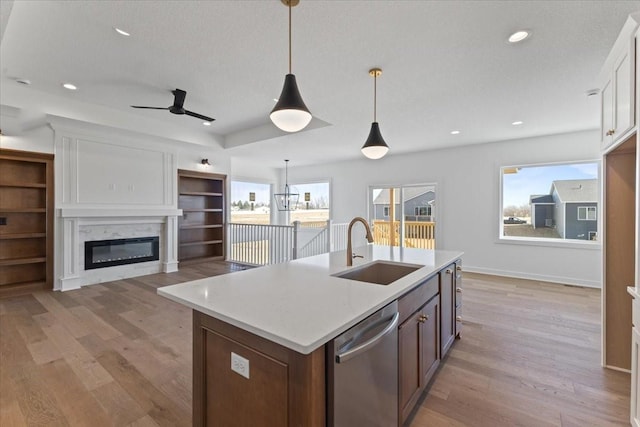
(503, 162), (598, 207)
(230, 182), (330, 206)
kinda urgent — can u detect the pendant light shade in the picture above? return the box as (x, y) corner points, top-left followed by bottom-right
(270, 0), (312, 133)
(361, 68), (390, 160)
(270, 74), (312, 132)
(361, 122), (389, 159)
(274, 160), (299, 211)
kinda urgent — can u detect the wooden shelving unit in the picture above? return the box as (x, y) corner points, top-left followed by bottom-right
(177, 169), (226, 264)
(0, 148), (54, 297)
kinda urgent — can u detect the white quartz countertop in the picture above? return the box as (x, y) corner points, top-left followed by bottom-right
(158, 246), (463, 354)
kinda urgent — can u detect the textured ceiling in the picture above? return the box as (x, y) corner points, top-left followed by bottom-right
(1, 1), (638, 167)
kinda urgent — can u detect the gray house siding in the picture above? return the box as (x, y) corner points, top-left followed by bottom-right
(404, 192), (435, 221)
(533, 204), (554, 228)
(374, 203), (401, 221)
(552, 189), (565, 238)
(373, 191), (435, 222)
(565, 202), (597, 240)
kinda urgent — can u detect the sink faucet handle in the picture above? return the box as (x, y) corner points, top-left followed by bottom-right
(352, 253), (364, 259)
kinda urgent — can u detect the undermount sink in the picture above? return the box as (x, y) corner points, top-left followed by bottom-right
(332, 261), (423, 285)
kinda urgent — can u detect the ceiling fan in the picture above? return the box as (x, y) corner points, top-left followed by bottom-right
(131, 89), (215, 123)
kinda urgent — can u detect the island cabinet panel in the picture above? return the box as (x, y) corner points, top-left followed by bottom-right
(440, 264), (456, 355)
(193, 311), (326, 427)
(205, 329), (288, 426)
(397, 274), (441, 426)
(398, 296), (440, 425)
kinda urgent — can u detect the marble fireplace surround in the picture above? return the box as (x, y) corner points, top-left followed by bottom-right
(57, 208), (182, 291)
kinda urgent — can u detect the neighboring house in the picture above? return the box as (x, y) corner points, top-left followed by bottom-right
(373, 188), (435, 222)
(530, 179), (598, 240)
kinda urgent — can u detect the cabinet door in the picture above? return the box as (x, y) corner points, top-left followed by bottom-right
(420, 297), (440, 387)
(614, 46), (634, 140)
(440, 265), (456, 355)
(398, 310), (422, 424)
(601, 76), (614, 148)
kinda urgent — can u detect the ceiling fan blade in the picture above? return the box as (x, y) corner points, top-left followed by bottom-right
(185, 110), (215, 122)
(172, 89), (187, 109)
(131, 106), (169, 110)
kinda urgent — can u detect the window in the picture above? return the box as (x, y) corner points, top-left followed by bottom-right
(230, 181), (271, 224)
(501, 161), (599, 243)
(289, 182), (330, 225)
(577, 206), (597, 221)
(370, 185), (436, 249)
(415, 206), (432, 217)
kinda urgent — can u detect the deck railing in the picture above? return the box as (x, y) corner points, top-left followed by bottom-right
(372, 220), (436, 249)
(228, 220), (349, 266)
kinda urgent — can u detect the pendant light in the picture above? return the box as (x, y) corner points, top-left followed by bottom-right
(361, 68), (390, 160)
(274, 160), (299, 211)
(270, 0), (312, 133)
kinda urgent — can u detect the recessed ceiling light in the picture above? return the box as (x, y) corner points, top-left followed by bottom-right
(450, 130), (460, 135)
(508, 30), (530, 43)
(114, 27), (130, 37)
(203, 121), (212, 126)
(512, 121), (523, 126)
(15, 78), (31, 85)
(62, 83), (77, 90)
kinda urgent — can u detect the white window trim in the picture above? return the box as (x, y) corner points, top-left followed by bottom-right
(577, 206), (597, 221)
(498, 160), (601, 249)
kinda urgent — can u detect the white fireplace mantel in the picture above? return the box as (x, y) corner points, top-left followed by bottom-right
(57, 209), (182, 291)
(59, 208), (183, 218)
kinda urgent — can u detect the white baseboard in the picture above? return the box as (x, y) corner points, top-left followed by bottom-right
(463, 265), (601, 288)
(163, 261), (179, 273)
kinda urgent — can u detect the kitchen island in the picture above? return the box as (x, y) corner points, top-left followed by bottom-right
(159, 245), (463, 426)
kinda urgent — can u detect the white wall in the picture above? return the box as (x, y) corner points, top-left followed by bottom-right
(287, 129), (602, 287)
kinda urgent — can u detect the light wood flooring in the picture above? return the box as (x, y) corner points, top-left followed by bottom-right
(0, 265), (630, 426)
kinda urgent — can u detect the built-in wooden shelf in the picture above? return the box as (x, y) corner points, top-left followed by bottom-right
(0, 233), (47, 240)
(0, 182), (47, 188)
(0, 148), (54, 297)
(180, 224), (223, 230)
(0, 208), (47, 213)
(0, 257), (47, 266)
(179, 240), (223, 247)
(180, 191), (224, 197)
(177, 169), (226, 263)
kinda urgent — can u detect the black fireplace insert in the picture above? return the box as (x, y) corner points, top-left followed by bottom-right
(84, 236), (159, 270)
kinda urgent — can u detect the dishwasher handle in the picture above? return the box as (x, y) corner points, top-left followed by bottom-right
(335, 312), (399, 364)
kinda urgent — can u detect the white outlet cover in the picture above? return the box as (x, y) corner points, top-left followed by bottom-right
(231, 352), (250, 379)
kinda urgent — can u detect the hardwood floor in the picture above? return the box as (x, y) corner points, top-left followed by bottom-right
(0, 266), (630, 426)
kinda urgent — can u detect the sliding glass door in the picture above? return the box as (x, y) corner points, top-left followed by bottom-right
(369, 184), (436, 249)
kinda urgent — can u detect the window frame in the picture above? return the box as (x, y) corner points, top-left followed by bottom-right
(577, 206), (597, 221)
(498, 160), (601, 249)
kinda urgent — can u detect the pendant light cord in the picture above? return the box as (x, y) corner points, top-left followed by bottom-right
(288, 1), (292, 74)
(373, 73), (377, 122)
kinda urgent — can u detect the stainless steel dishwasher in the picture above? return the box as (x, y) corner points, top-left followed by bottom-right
(327, 301), (399, 427)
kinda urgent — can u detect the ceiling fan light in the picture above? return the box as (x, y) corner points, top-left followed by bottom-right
(270, 74), (312, 132)
(361, 122), (389, 160)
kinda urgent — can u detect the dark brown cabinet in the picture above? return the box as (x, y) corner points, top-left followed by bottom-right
(193, 311), (325, 427)
(440, 263), (456, 355)
(177, 170), (226, 263)
(0, 149), (54, 297)
(398, 296), (439, 425)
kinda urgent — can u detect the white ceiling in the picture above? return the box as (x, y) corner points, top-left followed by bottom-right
(1, 1), (638, 168)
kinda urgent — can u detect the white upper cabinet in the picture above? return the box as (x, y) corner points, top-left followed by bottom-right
(600, 15), (638, 151)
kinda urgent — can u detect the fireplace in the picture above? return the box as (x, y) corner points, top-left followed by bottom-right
(84, 236), (160, 270)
